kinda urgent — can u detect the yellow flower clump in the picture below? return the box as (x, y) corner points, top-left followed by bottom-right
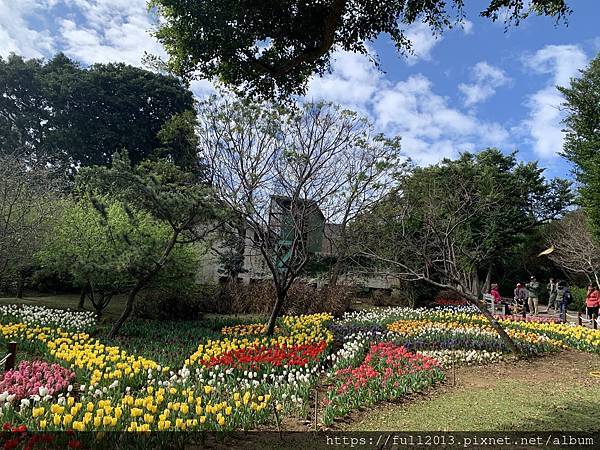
(0, 322), (166, 386)
(187, 313), (333, 366)
(221, 323), (280, 336)
(36, 386), (271, 432)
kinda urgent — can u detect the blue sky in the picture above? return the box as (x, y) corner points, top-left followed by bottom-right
(1, 1), (599, 179)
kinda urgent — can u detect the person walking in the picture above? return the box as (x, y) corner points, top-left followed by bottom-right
(526, 276), (540, 315)
(513, 283), (528, 314)
(558, 280), (571, 320)
(585, 284), (600, 320)
(545, 278), (558, 313)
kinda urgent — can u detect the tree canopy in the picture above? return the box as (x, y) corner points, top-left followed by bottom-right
(196, 97), (401, 333)
(151, 0), (572, 98)
(353, 148), (572, 293)
(0, 154), (61, 292)
(0, 53), (195, 175)
(75, 152), (222, 335)
(560, 52), (600, 240)
(37, 196), (200, 315)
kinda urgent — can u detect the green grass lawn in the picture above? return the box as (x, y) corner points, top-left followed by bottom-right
(347, 351), (600, 432)
(351, 380), (599, 431)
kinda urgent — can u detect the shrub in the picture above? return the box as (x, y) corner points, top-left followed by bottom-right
(570, 286), (587, 312)
(133, 286), (217, 320)
(216, 281), (352, 316)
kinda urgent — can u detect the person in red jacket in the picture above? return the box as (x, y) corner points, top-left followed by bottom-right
(585, 284), (600, 319)
(490, 283), (511, 315)
(490, 283), (501, 303)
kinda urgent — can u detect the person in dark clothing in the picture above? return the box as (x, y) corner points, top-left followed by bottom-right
(513, 283), (528, 314)
(558, 280), (571, 319)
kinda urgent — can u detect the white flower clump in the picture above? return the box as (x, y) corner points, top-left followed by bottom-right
(417, 349), (504, 368)
(326, 330), (395, 373)
(339, 307), (427, 325)
(340, 305), (480, 326)
(0, 304), (96, 332)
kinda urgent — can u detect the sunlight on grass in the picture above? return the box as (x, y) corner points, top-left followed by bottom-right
(349, 380), (600, 431)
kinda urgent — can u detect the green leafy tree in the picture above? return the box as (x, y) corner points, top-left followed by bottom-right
(0, 55), (47, 158)
(37, 198), (199, 316)
(0, 154), (61, 296)
(560, 52), (600, 239)
(352, 149), (572, 356)
(71, 152), (222, 335)
(151, 0), (571, 98)
(0, 53), (195, 174)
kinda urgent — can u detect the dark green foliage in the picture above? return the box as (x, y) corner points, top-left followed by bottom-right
(353, 148), (572, 291)
(0, 53), (194, 174)
(70, 152), (222, 334)
(151, 0), (571, 98)
(570, 286), (587, 312)
(36, 197), (200, 314)
(560, 52), (600, 239)
(134, 289), (204, 321)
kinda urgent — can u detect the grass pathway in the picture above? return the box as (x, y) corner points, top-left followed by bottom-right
(345, 351), (600, 432)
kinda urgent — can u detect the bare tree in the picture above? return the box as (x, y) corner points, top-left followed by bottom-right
(546, 210), (600, 286)
(197, 97), (400, 334)
(353, 168), (523, 355)
(0, 155), (60, 296)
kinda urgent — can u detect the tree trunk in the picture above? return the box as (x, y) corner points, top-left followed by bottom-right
(78, 284), (87, 309)
(471, 270), (480, 298)
(15, 270), (24, 299)
(327, 227), (348, 287)
(463, 290), (522, 357)
(265, 288), (287, 335)
(109, 284), (142, 338)
(482, 264), (492, 295)
(108, 230), (180, 337)
(328, 257), (343, 287)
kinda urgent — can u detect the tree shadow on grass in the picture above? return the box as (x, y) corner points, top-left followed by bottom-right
(510, 397), (600, 432)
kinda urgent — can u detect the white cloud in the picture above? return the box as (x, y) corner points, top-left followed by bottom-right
(309, 48), (510, 166)
(459, 61), (511, 107)
(307, 49), (381, 115)
(522, 44), (588, 158)
(524, 44), (587, 85)
(373, 74), (509, 164)
(461, 19), (474, 35)
(404, 22), (441, 65)
(57, 0), (166, 66)
(0, 0), (55, 58)
(0, 0), (166, 66)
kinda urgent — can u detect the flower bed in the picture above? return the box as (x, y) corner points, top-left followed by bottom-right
(221, 324), (280, 335)
(0, 304), (96, 332)
(433, 298), (468, 306)
(387, 319), (565, 355)
(322, 342), (444, 425)
(197, 341), (328, 369)
(417, 349), (504, 368)
(0, 303), (598, 434)
(0, 361), (75, 403)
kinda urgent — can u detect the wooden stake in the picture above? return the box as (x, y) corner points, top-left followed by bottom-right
(452, 355), (456, 387)
(272, 403), (282, 440)
(314, 390), (318, 431)
(4, 342), (16, 371)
